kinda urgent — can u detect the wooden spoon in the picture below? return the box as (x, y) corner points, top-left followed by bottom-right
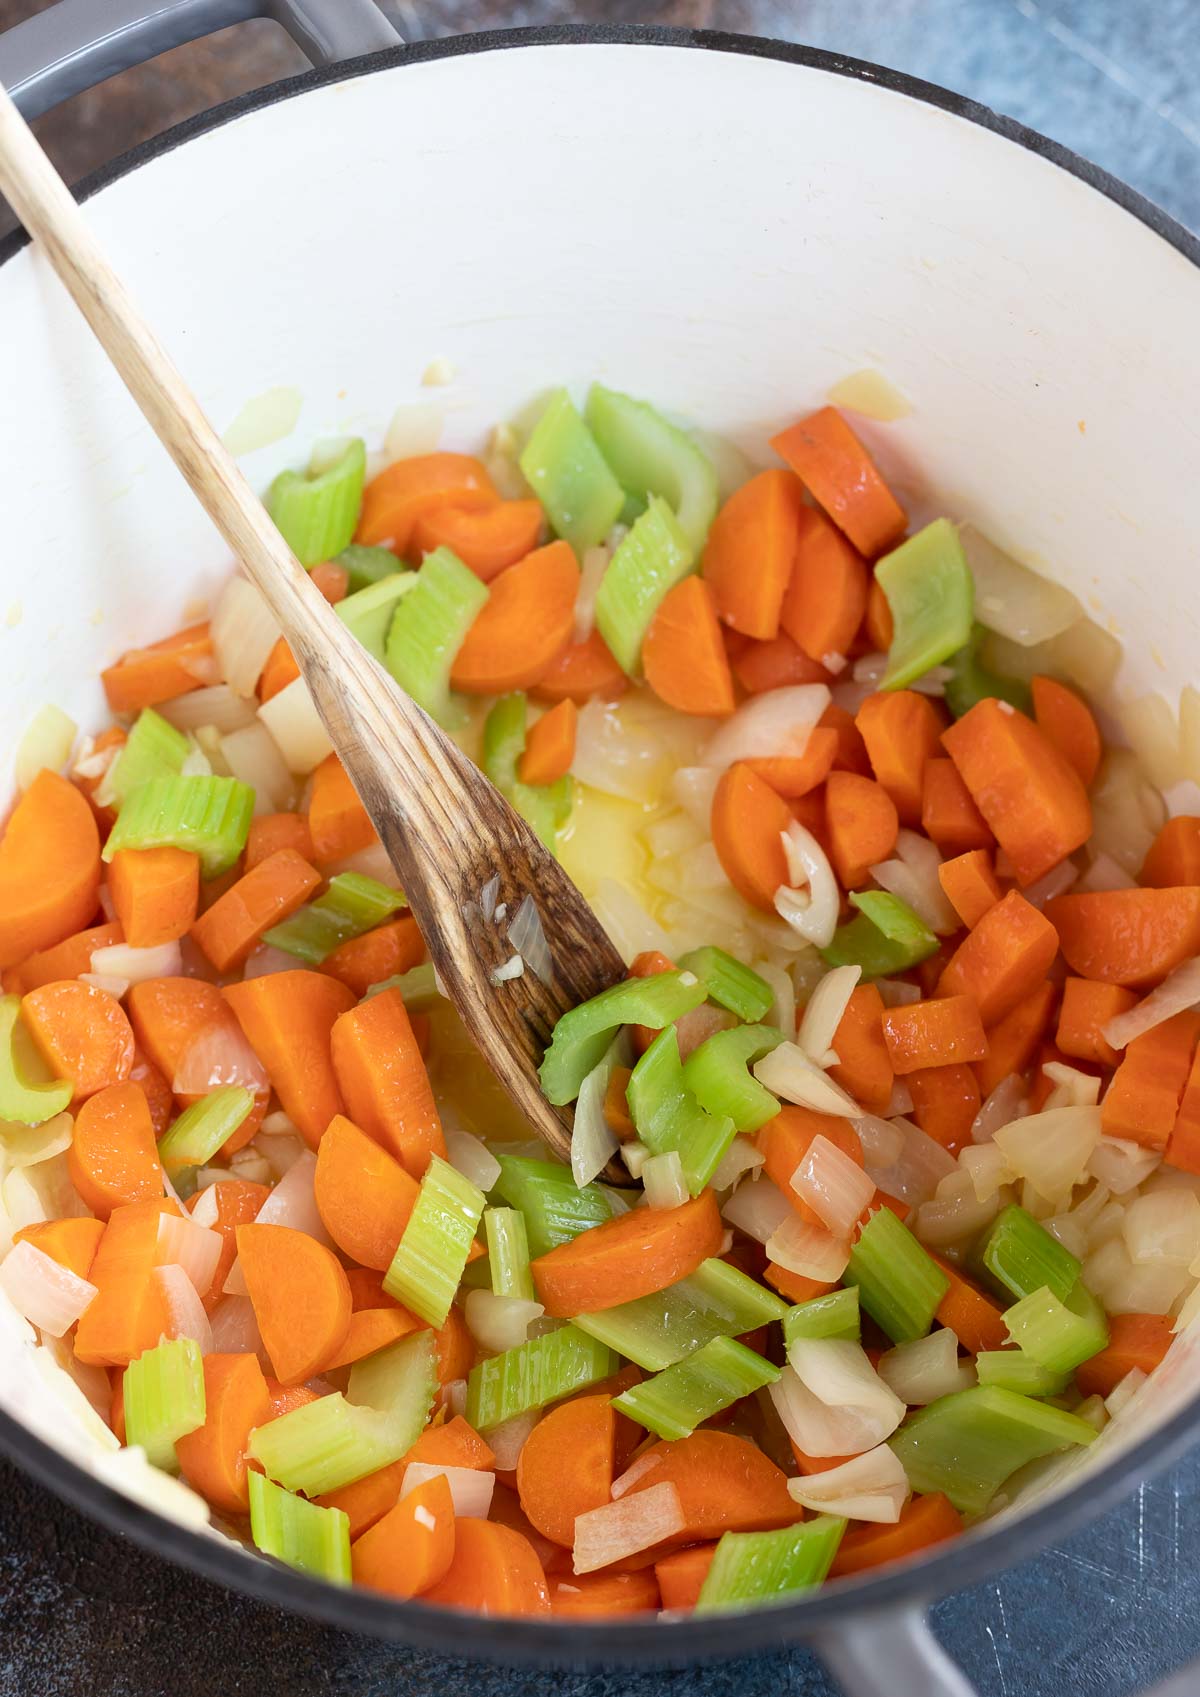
(0, 85), (633, 1182)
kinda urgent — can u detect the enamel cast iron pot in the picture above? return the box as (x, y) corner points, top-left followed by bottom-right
(2, 6), (1200, 1692)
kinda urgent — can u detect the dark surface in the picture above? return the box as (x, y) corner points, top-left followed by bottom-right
(2, 2), (1200, 1694)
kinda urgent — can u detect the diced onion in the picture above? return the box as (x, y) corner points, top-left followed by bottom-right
(444, 1126), (502, 1192)
(711, 1137), (765, 1193)
(188, 1185), (221, 1229)
(0, 1110), (73, 1170)
(863, 1117), (956, 1207)
(255, 1128), (307, 1179)
(483, 1411), (540, 1472)
(774, 1340), (905, 1455)
(1021, 859), (1079, 909)
(993, 1106), (1101, 1209)
(1043, 1212), (1088, 1259)
(1088, 1136), (1162, 1196)
(611, 1450), (663, 1500)
(401, 1460), (496, 1518)
(959, 525), (1081, 645)
(257, 677), (333, 774)
(752, 959), (795, 1039)
(463, 1290), (544, 1353)
(754, 1041), (858, 1117)
(878, 1329), (975, 1405)
(572, 700), (666, 803)
(1103, 958), (1200, 1053)
(322, 841), (397, 887)
(155, 1264), (214, 1353)
(701, 686), (831, 770)
(91, 940), (182, 985)
(254, 1152), (331, 1245)
(1122, 1190), (1200, 1269)
(507, 894), (553, 987)
(765, 1213), (850, 1281)
(884, 1079), (914, 1117)
(79, 973), (130, 998)
(222, 1256), (249, 1296)
(212, 575), (281, 699)
(869, 832), (958, 936)
(591, 879), (675, 966)
(721, 1174), (792, 1244)
(851, 1115), (904, 1169)
(385, 400), (444, 462)
(1086, 1199), (1128, 1252)
(876, 979), (921, 1009)
(208, 1295), (264, 1357)
(1087, 750), (1166, 875)
(243, 945), (301, 980)
(620, 1140), (652, 1180)
(643, 1151), (689, 1209)
(670, 767), (721, 825)
(574, 544), (612, 643)
(775, 823), (839, 948)
(15, 704), (76, 792)
(916, 1170), (1005, 1249)
(786, 1443), (910, 1523)
(1105, 1367), (1148, 1420)
(971, 1074), (1027, 1143)
(1121, 693), (1185, 791)
(1075, 853), (1137, 893)
(155, 1213), (221, 1296)
(2, 1154), (89, 1234)
(571, 1052), (621, 1189)
(159, 684), (255, 735)
(790, 1135), (875, 1240)
(1085, 1237), (1188, 1316)
(220, 723), (295, 814)
(959, 1142), (1015, 1203)
(173, 1021), (269, 1098)
(573, 1481), (685, 1574)
(0, 1240), (96, 1337)
(797, 966), (860, 1062)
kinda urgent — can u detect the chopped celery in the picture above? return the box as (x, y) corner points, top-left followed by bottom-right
(108, 708), (189, 806)
(889, 1385), (1096, 1515)
(484, 1206), (535, 1301)
(247, 1471), (351, 1584)
(820, 890), (940, 978)
(482, 692), (528, 790)
(783, 1287), (862, 1346)
(1003, 1280), (1109, 1374)
(263, 871), (404, 965)
(844, 1207), (950, 1344)
(492, 1155), (613, 1257)
(267, 437), (366, 567)
(366, 961), (438, 1006)
(102, 774), (253, 878)
(613, 1335), (779, 1441)
(677, 947), (774, 1024)
(627, 1026), (737, 1195)
(383, 1155), (486, 1324)
(975, 1349), (1071, 1398)
(943, 623), (1032, 719)
(122, 1336), (205, 1472)
(695, 1517), (846, 1614)
(594, 494), (694, 677)
(979, 1205), (1081, 1304)
(572, 1256), (787, 1372)
(385, 545), (488, 727)
(539, 969), (708, 1105)
(157, 1086), (254, 1177)
(519, 389), (626, 553)
(0, 997), (72, 1125)
(584, 383), (719, 555)
(680, 1023), (785, 1136)
(335, 571), (417, 663)
(876, 517), (974, 690)
(466, 1324), (615, 1430)
(512, 776), (573, 852)
(338, 542), (399, 594)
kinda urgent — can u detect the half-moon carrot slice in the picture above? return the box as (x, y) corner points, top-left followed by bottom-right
(531, 1192), (722, 1317)
(22, 980), (135, 1100)
(412, 499), (545, 581)
(237, 1222), (352, 1385)
(450, 541), (579, 695)
(356, 454), (496, 554)
(176, 1351), (272, 1514)
(66, 1081), (163, 1218)
(0, 771), (101, 969)
(710, 762), (793, 912)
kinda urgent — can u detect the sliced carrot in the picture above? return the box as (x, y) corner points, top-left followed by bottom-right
(1166, 1048), (1200, 1175)
(764, 1264), (835, 1304)
(745, 726), (838, 800)
(191, 1178), (269, 1314)
(517, 1395), (616, 1547)
(921, 758), (993, 856)
(352, 1471), (456, 1599)
(22, 980), (134, 1101)
(422, 1517), (549, 1615)
(412, 497), (545, 581)
(864, 579), (895, 652)
(1030, 675), (1102, 789)
(758, 1106), (864, 1224)
(938, 849), (1003, 930)
(643, 576), (736, 716)
(189, 848), (321, 973)
(307, 754), (377, 863)
(1075, 1314), (1174, 1398)
(357, 454), (496, 554)
(825, 770), (899, 889)
(975, 980), (1057, 1096)
(883, 997), (987, 1074)
(433, 1305), (475, 1388)
(127, 1042), (185, 1134)
(942, 699), (1092, 886)
(0, 771), (101, 970)
(73, 1198), (179, 1366)
(1101, 1011), (1200, 1150)
(822, 703), (873, 778)
(330, 987), (445, 1177)
(518, 699), (578, 786)
(770, 407), (906, 558)
(626, 949), (679, 1057)
(532, 1192), (722, 1317)
(710, 762), (792, 913)
(831, 1492), (963, 1577)
(621, 1430), (798, 1541)
(257, 637), (300, 704)
(316, 1416), (495, 1538)
(450, 541), (579, 694)
(176, 1352), (272, 1514)
(936, 890), (1059, 1025)
(1141, 818), (1200, 888)
(603, 1065), (636, 1140)
(224, 970), (355, 1148)
(66, 1081), (162, 1219)
(13, 1217), (105, 1281)
(237, 1221), (352, 1385)
(264, 1380), (322, 1419)
(931, 1255), (1009, 1353)
(127, 976), (267, 1140)
(108, 847), (200, 950)
(701, 468), (805, 638)
(788, 1443), (861, 1476)
(655, 1543), (719, 1611)
(907, 1064), (981, 1154)
(550, 1569), (660, 1616)
(245, 811), (315, 871)
(729, 631), (832, 695)
(12, 921), (123, 996)
(828, 984), (894, 1113)
(322, 916), (424, 998)
(309, 560), (349, 604)
(320, 1307), (421, 1372)
(101, 622), (215, 714)
(314, 1114), (420, 1270)
(531, 628), (627, 705)
(779, 506), (869, 666)
(1055, 978), (1136, 1070)
(856, 691), (945, 828)
(1045, 887), (1200, 987)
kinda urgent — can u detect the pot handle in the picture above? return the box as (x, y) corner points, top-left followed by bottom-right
(813, 1604), (980, 1697)
(0, 0), (401, 122)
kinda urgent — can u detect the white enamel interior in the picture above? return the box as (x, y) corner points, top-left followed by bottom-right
(1, 38), (1199, 1570)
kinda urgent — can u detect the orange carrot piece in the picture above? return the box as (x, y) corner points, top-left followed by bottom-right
(907, 1064), (981, 1154)
(828, 984), (894, 1113)
(931, 1255), (1009, 1353)
(66, 1081), (163, 1219)
(257, 637), (300, 704)
(531, 1192), (722, 1317)
(322, 916), (425, 998)
(601, 1064), (636, 1141)
(412, 498), (545, 581)
(314, 1114), (420, 1270)
(531, 629), (627, 705)
(517, 1395), (616, 1547)
(779, 506), (870, 666)
(13, 1217), (105, 1281)
(830, 1492), (963, 1577)
(223, 970), (355, 1148)
(330, 987), (445, 1177)
(975, 979), (1057, 1096)
(822, 703), (873, 778)
(825, 770), (900, 889)
(758, 1106), (864, 1224)
(710, 762), (792, 913)
(317, 1416), (495, 1538)
(307, 754), (377, 863)
(320, 1307), (421, 1372)
(1100, 1011), (1200, 1150)
(921, 758), (993, 856)
(357, 454), (496, 554)
(938, 849), (1003, 930)
(422, 1518), (550, 1616)
(127, 976), (267, 1139)
(942, 699), (1092, 886)
(100, 622), (215, 714)
(864, 579), (895, 652)
(655, 1544), (719, 1611)
(856, 691), (945, 827)
(701, 468), (805, 639)
(518, 699), (579, 786)
(788, 1442), (861, 1476)
(1141, 818), (1200, 888)
(352, 1472), (456, 1599)
(189, 848), (320, 972)
(729, 632), (832, 695)
(308, 560), (349, 604)
(264, 1380), (323, 1419)
(1045, 887), (1200, 987)
(0, 771), (101, 970)
(1166, 1047), (1200, 1175)
(936, 890), (1059, 1025)
(550, 1569), (660, 1616)
(237, 1222), (352, 1385)
(191, 1178), (269, 1314)
(1075, 1314), (1174, 1398)
(108, 847), (200, 949)
(73, 1198), (179, 1366)
(22, 980), (134, 1101)
(450, 541), (579, 694)
(770, 408), (907, 558)
(12, 921), (124, 996)
(621, 1430), (799, 1540)
(245, 812), (315, 871)
(643, 576), (736, 716)
(745, 726), (838, 799)
(1030, 674), (1102, 789)
(176, 1352), (272, 1514)
(433, 1306), (475, 1389)
(883, 997), (988, 1074)
(1056, 978), (1136, 1070)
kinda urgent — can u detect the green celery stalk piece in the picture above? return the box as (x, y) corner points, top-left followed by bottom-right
(385, 545), (488, 727)
(107, 708), (190, 807)
(466, 1325), (615, 1430)
(1002, 1279), (1109, 1373)
(0, 997), (72, 1125)
(102, 774), (254, 878)
(979, 1205), (1082, 1304)
(267, 437), (366, 568)
(492, 1155), (613, 1257)
(539, 969), (708, 1105)
(383, 1155), (486, 1324)
(122, 1336), (206, 1472)
(680, 1023), (785, 1136)
(943, 622), (1033, 719)
(627, 1025), (737, 1195)
(889, 1385), (1097, 1516)
(783, 1287), (861, 1345)
(584, 383), (719, 555)
(975, 1349), (1071, 1397)
(571, 1256), (786, 1372)
(876, 517), (974, 690)
(263, 871), (405, 965)
(519, 389), (626, 553)
(338, 543), (399, 594)
(484, 1207), (535, 1301)
(820, 890), (939, 978)
(482, 693), (528, 789)
(844, 1205), (950, 1343)
(336, 571), (417, 662)
(157, 1086), (255, 1177)
(594, 494), (695, 677)
(695, 1517), (847, 1614)
(677, 946), (774, 1024)
(365, 960), (438, 1005)
(247, 1471), (351, 1583)
(613, 1335), (779, 1441)
(512, 776), (574, 853)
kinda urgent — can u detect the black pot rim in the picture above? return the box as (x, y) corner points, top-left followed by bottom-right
(1, 22), (1198, 1667)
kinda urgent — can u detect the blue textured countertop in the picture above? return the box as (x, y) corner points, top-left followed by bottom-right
(3, 3), (1200, 1695)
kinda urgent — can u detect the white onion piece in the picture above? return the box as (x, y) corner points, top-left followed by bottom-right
(870, 833), (958, 936)
(1123, 1190), (1200, 1269)
(322, 840), (396, 887)
(851, 653), (887, 688)
(790, 1135), (875, 1239)
(78, 973), (130, 998)
(863, 1117), (957, 1208)
(1085, 1237), (1188, 1316)
(15, 704), (76, 792)
(189, 1185), (221, 1229)
(463, 1290), (544, 1353)
(1043, 1213), (1088, 1259)
(876, 979), (922, 1009)
(1075, 853), (1137, 894)
(1088, 749), (1166, 876)
(721, 1175), (792, 1244)
(959, 1142), (1015, 1203)
(483, 1411), (540, 1473)
(993, 1107), (1101, 1210)
(574, 544), (612, 643)
(701, 685), (831, 771)
(1088, 1136), (1162, 1196)
(766, 1214), (850, 1281)
(775, 822), (839, 948)
(208, 1295), (264, 1356)
(884, 1080), (915, 1118)
(0, 1240), (96, 1337)
(1105, 1367), (1148, 1421)
(1102, 958), (1200, 1052)
(591, 880), (674, 966)
(971, 1075), (1026, 1143)
(878, 1329), (975, 1405)
(222, 1256), (249, 1297)
(798, 966), (861, 1061)
(670, 767), (720, 826)
(620, 1140), (652, 1180)
(173, 1021), (269, 1098)
(444, 1127), (501, 1193)
(643, 1151), (689, 1210)
(959, 525), (1081, 645)
(1042, 1063), (1101, 1111)
(610, 1450), (663, 1500)
(155, 1264), (213, 1353)
(507, 895), (554, 987)
(179, 742), (214, 779)
(1022, 859), (1079, 910)
(400, 1460), (495, 1518)
(573, 1481), (685, 1574)
(91, 940), (182, 985)
(572, 700), (664, 802)
(220, 723), (295, 815)
(155, 1213), (221, 1296)
(916, 1170), (1004, 1249)
(571, 1048), (622, 1189)
(1122, 693), (1185, 791)
(711, 1136), (765, 1193)
(257, 677), (334, 774)
(753, 960), (795, 1040)
(786, 1443), (910, 1523)
(0, 1110), (73, 1170)
(753, 1041), (858, 1117)
(851, 1115), (904, 1169)
(159, 684), (254, 734)
(254, 1152), (331, 1245)
(442, 1378), (469, 1420)
(212, 575), (281, 699)
(772, 1342), (904, 1455)
(2, 1154), (89, 1234)
(255, 1129), (307, 1180)
(1086, 1200), (1128, 1252)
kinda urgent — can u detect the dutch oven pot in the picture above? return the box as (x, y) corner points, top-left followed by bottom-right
(2, 6), (1199, 1692)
